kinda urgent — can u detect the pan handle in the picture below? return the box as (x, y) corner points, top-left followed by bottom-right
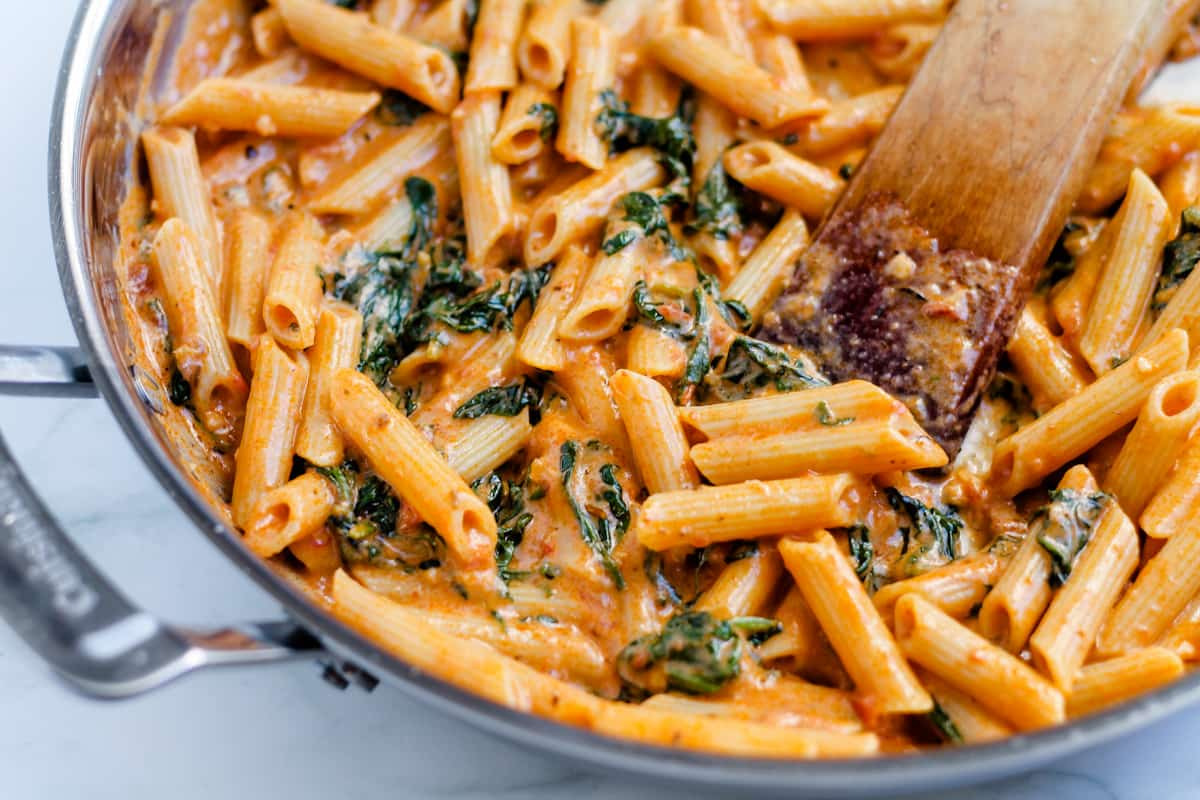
(0, 428), (322, 698)
(0, 345), (97, 398)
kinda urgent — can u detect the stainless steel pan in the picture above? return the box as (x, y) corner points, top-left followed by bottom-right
(2, 1), (1198, 794)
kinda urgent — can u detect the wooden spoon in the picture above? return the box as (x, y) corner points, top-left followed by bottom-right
(760, 0), (1162, 456)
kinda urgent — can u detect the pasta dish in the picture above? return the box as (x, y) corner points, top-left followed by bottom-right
(120, 0), (1200, 757)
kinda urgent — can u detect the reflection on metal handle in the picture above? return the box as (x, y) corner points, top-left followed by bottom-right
(0, 430), (322, 698)
(0, 345), (96, 397)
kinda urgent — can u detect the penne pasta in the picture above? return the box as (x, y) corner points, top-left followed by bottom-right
(525, 148), (666, 265)
(274, 0), (461, 113)
(232, 335), (310, 527)
(724, 209), (809, 324)
(724, 142), (844, 219)
(758, 0), (949, 40)
(990, 329), (1189, 496)
(636, 475), (864, 550)
(1078, 169), (1170, 375)
(492, 84), (558, 165)
(1105, 370), (1200, 522)
(1066, 648), (1185, 717)
(243, 471), (337, 557)
(452, 92), (519, 264)
(295, 302), (364, 467)
(142, 126), (223, 290)
(329, 369), (498, 571)
(557, 18), (617, 170)
(263, 212), (326, 351)
(649, 27), (828, 129)
(162, 79), (381, 138)
(152, 219), (248, 440)
(611, 369), (699, 494)
(465, 0), (526, 94)
(307, 115), (450, 215)
(518, 0), (581, 89)
(780, 532), (932, 714)
(224, 209), (272, 350)
(895, 594), (1064, 731)
(444, 409), (535, 483)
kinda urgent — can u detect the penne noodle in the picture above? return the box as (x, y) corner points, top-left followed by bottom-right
(611, 369), (699, 494)
(243, 472), (337, 557)
(895, 594), (1064, 731)
(307, 115), (450, 215)
(371, 0), (418, 31)
(274, 0), (461, 113)
(990, 329), (1189, 496)
(518, 0), (581, 89)
(780, 532), (932, 714)
(679, 380), (900, 440)
(162, 79), (381, 138)
(443, 409), (535, 483)
(1029, 502), (1139, 692)
(754, 32), (814, 97)
(558, 239), (645, 341)
(142, 126), (223, 290)
(724, 209), (809, 324)
(152, 219), (248, 439)
(791, 86), (905, 157)
(693, 547), (783, 619)
(525, 147), (666, 265)
(1006, 305), (1092, 412)
(758, 0), (949, 40)
(690, 412), (947, 483)
(865, 22), (940, 80)
(452, 92), (519, 265)
(295, 302), (364, 467)
(1078, 170), (1170, 375)
(517, 246), (588, 371)
(873, 551), (1007, 624)
(465, 0), (526, 94)
(685, 0), (754, 60)
(649, 27), (828, 129)
(922, 674), (1013, 744)
(557, 18), (617, 170)
(724, 142), (845, 219)
(1066, 648), (1184, 718)
(263, 212), (326, 351)
(1078, 104), (1200, 214)
(625, 324), (687, 379)
(232, 335), (310, 527)
(224, 209), (272, 350)
(1099, 505), (1200, 656)
(329, 369), (498, 571)
(978, 466), (1099, 653)
(1105, 370), (1200, 522)
(635, 475), (865, 550)
(251, 7), (290, 58)
(493, 84), (558, 165)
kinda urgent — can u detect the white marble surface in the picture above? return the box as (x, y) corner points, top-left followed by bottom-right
(1, 4), (1198, 799)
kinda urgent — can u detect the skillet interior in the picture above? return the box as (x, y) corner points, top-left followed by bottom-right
(47, 1), (1200, 794)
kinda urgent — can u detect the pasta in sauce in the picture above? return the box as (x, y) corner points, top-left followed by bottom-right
(119, 0), (1200, 757)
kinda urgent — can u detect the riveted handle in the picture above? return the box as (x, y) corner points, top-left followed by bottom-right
(0, 428), (322, 698)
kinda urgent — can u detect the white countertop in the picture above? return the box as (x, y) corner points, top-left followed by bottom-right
(2, 5), (1197, 799)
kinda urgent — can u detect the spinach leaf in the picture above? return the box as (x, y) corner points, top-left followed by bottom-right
(815, 400), (855, 426)
(928, 700), (964, 744)
(529, 102), (558, 142)
(1154, 206), (1200, 312)
(560, 441), (625, 588)
(675, 288), (712, 401)
(595, 89), (695, 181)
(473, 472), (534, 584)
(700, 336), (827, 401)
(1036, 221), (1082, 292)
(453, 377), (543, 421)
(1033, 488), (1110, 587)
(846, 524), (874, 581)
(617, 611), (779, 697)
(686, 159), (742, 240)
(376, 90), (430, 126)
(886, 488), (963, 573)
